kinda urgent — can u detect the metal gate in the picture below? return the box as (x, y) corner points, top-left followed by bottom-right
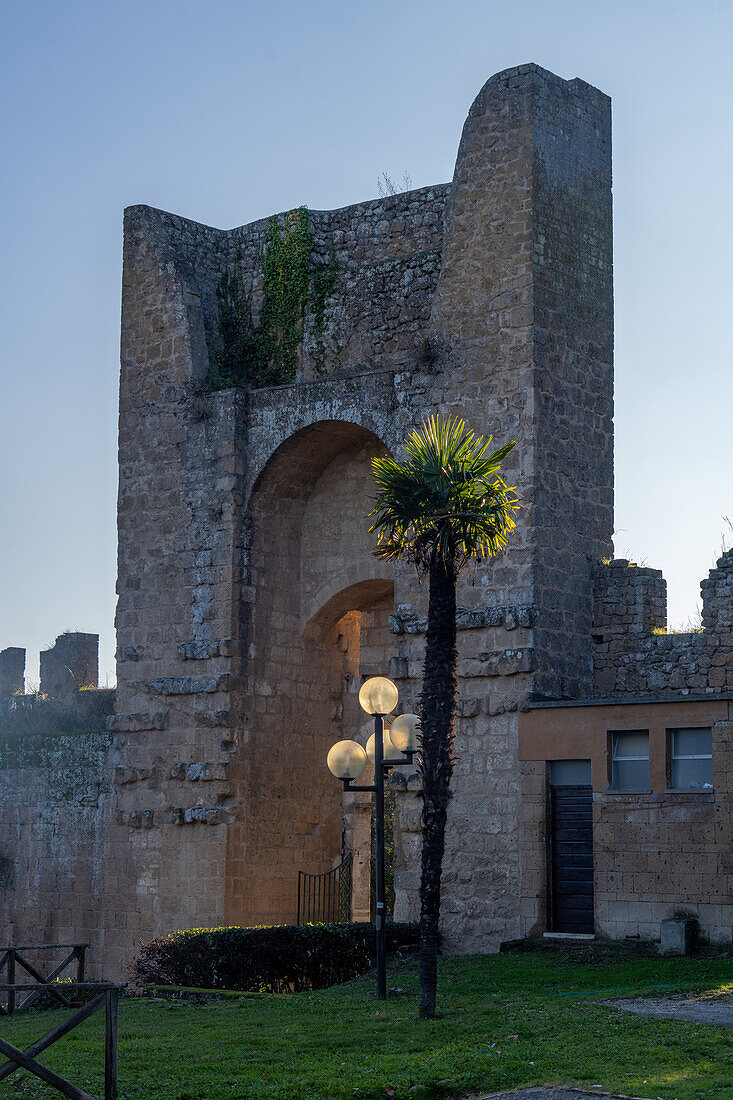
(297, 854), (352, 925)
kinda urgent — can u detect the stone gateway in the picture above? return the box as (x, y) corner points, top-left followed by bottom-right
(1, 64), (731, 977)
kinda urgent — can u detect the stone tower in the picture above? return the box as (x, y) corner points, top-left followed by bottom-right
(107, 64), (612, 972)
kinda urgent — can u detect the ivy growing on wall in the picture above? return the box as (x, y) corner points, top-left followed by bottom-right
(209, 207), (340, 389)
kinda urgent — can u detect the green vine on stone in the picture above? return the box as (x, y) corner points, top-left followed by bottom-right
(209, 206), (340, 389)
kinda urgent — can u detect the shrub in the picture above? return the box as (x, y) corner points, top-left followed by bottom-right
(130, 922), (419, 994)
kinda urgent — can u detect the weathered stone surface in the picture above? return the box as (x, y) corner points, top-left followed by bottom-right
(0, 647), (25, 698)
(146, 676), (225, 695)
(390, 605), (536, 635)
(172, 806), (231, 826)
(0, 724), (113, 970)
(479, 649), (535, 676)
(593, 554), (733, 697)
(106, 711), (168, 732)
(660, 917), (695, 956)
(116, 645), (142, 661)
(114, 766), (152, 785)
(40, 633), (99, 698)
(178, 638), (230, 660)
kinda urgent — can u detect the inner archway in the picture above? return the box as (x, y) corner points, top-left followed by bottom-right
(224, 421), (395, 927)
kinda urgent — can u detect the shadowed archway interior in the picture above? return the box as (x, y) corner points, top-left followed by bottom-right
(224, 421), (395, 926)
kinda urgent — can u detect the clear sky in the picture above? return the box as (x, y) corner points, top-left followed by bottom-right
(1, 0), (731, 686)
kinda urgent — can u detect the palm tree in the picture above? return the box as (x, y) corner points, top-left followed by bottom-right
(369, 414), (520, 1019)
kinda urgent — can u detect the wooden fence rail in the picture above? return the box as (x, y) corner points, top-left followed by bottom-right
(0, 942), (89, 1014)
(0, 982), (122, 1100)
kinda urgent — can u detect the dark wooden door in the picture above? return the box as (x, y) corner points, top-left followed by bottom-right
(550, 784), (594, 933)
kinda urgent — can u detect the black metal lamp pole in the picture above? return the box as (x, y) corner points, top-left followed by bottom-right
(327, 679), (420, 1001)
(340, 718), (415, 1000)
(373, 712), (387, 998)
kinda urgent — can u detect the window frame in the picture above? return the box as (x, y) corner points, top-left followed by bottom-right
(666, 727), (714, 792)
(607, 729), (650, 792)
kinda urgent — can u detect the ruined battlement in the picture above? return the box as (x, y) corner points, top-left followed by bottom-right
(40, 632), (99, 698)
(701, 548), (733, 633)
(0, 647), (25, 698)
(123, 181), (450, 393)
(593, 553), (733, 697)
(0, 633), (113, 736)
(592, 559), (667, 639)
(0, 632), (100, 702)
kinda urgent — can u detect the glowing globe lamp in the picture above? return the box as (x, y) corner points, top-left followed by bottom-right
(389, 713), (422, 753)
(327, 739), (368, 781)
(358, 676), (398, 716)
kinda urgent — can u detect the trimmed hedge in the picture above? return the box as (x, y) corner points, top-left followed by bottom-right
(130, 922), (419, 994)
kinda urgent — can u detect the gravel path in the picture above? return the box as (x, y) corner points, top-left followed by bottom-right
(608, 995), (733, 1028)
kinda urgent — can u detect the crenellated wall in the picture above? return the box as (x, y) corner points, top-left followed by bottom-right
(0, 634), (115, 967)
(40, 632), (99, 699)
(0, 648), (25, 698)
(593, 553), (733, 697)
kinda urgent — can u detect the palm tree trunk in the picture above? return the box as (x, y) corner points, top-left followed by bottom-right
(418, 553), (458, 1019)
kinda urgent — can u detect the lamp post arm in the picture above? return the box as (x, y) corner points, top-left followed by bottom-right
(383, 750), (416, 767)
(342, 752), (415, 789)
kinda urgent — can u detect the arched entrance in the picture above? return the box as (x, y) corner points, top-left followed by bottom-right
(224, 421), (395, 927)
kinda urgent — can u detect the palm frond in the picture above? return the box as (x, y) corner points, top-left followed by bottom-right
(369, 414), (521, 571)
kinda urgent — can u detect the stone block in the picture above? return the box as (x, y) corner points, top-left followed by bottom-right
(479, 648), (534, 676)
(659, 918), (696, 956)
(107, 712), (168, 732)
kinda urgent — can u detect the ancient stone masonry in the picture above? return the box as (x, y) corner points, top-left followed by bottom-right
(0, 634), (115, 964)
(96, 62), (614, 974)
(593, 553), (733, 696)
(2, 63), (622, 974)
(0, 648), (25, 698)
(40, 632), (99, 699)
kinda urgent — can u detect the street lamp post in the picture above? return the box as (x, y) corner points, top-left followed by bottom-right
(326, 676), (421, 999)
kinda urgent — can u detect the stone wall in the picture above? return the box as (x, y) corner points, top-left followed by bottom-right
(125, 183), (450, 389)
(40, 632), (99, 698)
(593, 559), (667, 639)
(0, 63), (614, 976)
(0, 631), (114, 961)
(0, 648), (25, 698)
(0, 701), (114, 967)
(593, 553), (733, 696)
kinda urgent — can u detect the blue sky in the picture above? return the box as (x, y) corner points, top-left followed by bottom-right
(1, 0), (731, 685)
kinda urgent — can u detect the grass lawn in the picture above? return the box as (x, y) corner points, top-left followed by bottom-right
(2, 947), (732, 1100)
